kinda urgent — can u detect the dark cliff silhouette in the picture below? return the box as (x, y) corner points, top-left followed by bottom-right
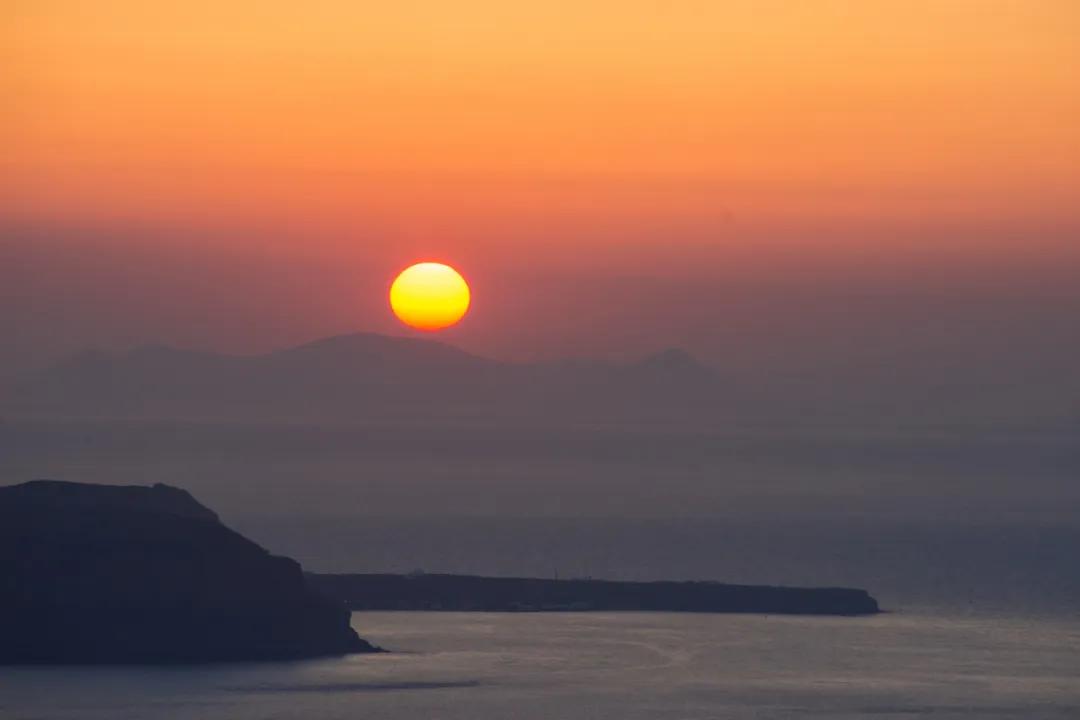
(0, 480), (377, 664)
(308, 573), (880, 616)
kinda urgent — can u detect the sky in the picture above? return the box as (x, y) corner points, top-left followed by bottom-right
(3, 1), (1079, 394)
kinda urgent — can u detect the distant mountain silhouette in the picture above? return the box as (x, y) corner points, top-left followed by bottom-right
(1, 332), (723, 422)
(0, 480), (377, 663)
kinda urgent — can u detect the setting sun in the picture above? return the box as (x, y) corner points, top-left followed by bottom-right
(389, 262), (471, 331)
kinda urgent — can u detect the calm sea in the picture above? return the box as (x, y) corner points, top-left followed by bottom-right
(3, 610), (1079, 719)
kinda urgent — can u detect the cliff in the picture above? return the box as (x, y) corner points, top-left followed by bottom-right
(308, 573), (880, 616)
(0, 480), (378, 663)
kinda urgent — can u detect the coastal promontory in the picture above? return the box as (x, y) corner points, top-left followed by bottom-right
(309, 573), (880, 616)
(0, 480), (377, 664)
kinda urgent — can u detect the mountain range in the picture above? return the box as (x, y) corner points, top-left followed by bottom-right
(1, 332), (724, 423)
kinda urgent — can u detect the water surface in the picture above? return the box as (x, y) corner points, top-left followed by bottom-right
(3, 610), (1078, 719)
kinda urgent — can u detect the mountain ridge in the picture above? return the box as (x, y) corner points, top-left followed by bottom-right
(1, 331), (721, 422)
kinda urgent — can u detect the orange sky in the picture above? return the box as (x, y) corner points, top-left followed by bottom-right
(2, 1), (1079, 374)
(5, 1), (1078, 244)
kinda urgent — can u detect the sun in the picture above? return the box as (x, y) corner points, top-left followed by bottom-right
(389, 262), (471, 331)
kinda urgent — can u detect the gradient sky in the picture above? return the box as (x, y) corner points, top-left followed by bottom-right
(3, 1), (1079, 397)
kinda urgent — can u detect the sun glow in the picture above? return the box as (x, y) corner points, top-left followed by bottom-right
(389, 262), (471, 331)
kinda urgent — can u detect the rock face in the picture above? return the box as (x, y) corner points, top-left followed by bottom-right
(309, 573), (880, 616)
(0, 480), (377, 663)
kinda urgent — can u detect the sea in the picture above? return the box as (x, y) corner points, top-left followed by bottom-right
(2, 610), (1079, 719)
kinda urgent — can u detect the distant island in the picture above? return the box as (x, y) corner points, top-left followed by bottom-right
(309, 573), (880, 616)
(0, 331), (722, 423)
(0, 480), (377, 664)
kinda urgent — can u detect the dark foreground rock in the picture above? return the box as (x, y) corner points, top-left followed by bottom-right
(309, 573), (880, 616)
(0, 480), (378, 664)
